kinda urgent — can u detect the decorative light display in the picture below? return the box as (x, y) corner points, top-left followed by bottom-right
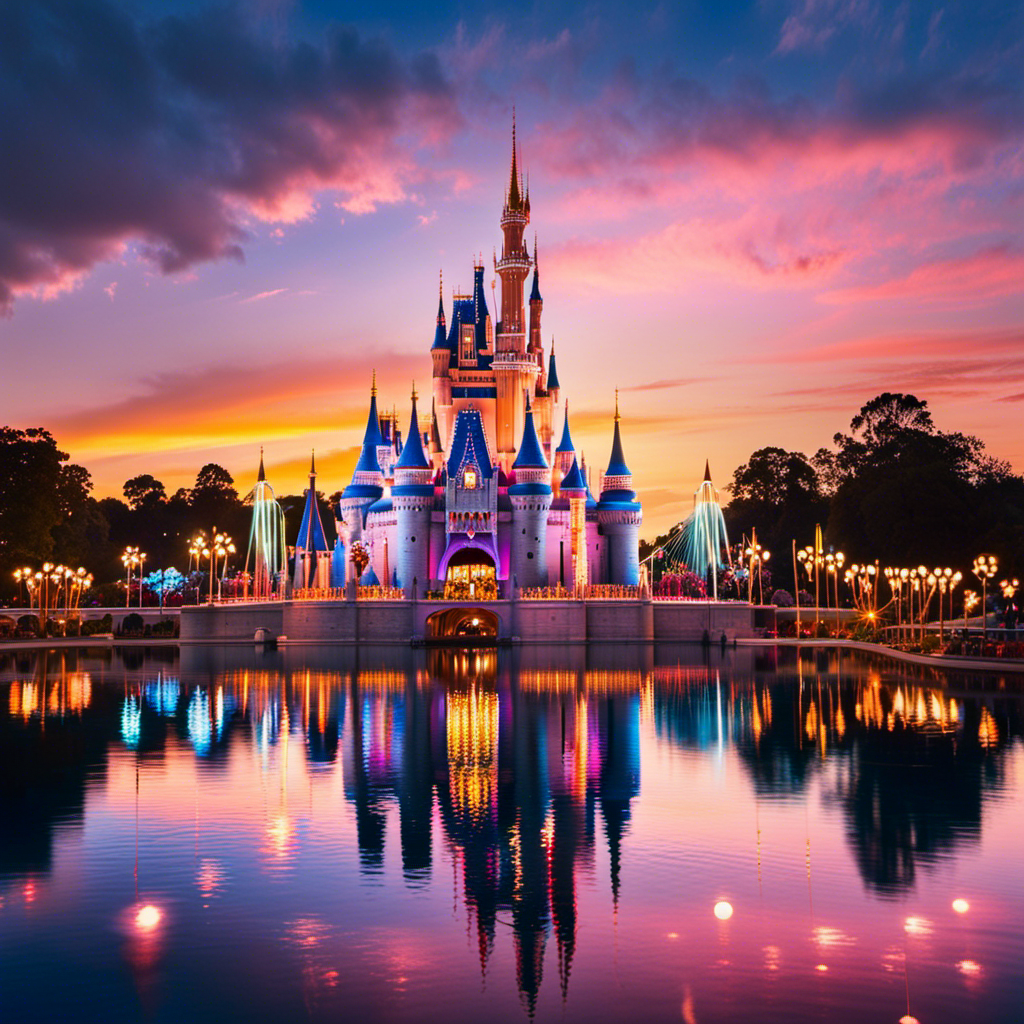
(680, 465), (730, 600)
(245, 454), (286, 600)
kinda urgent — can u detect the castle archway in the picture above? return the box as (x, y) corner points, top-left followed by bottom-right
(426, 607), (499, 639)
(442, 547), (497, 601)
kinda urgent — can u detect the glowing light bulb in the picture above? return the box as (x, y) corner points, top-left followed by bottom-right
(135, 904), (162, 930)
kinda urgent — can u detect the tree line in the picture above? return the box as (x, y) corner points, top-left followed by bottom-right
(650, 393), (1023, 596)
(0, 429), (336, 604)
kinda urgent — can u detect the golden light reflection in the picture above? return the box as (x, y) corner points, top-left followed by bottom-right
(903, 916), (933, 937)
(978, 707), (998, 749)
(952, 898), (970, 914)
(956, 958), (982, 977)
(446, 685), (498, 823)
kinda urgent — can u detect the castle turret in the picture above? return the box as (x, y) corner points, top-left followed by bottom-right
(337, 377), (386, 584)
(494, 114), (538, 468)
(528, 237), (543, 361)
(596, 393), (642, 586)
(552, 399), (575, 496)
(509, 398), (552, 589)
(559, 456), (589, 593)
(392, 385), (434, 596)
(546, 339), (560, 405)
(293, 451), (332, 590)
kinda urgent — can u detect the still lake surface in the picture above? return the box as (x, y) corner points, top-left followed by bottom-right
(0, 643), (1021, 1024)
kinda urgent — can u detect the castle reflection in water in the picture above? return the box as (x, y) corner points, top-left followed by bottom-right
(1, 644), (1021, 1012)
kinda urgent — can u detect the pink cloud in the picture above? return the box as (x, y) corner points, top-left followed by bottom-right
(823, 246), (1024, 305)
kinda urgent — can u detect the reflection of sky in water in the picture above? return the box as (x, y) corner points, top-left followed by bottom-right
(0, 645), (1022, 1024)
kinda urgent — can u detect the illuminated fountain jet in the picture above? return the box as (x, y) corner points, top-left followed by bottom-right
(680, 461), (730, 600)
(245, 450), (287, 600)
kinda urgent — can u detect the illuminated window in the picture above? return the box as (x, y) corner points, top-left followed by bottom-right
(464, 467), (478, 489)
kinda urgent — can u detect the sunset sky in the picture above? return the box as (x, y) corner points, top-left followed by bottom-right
(2, 0), (1022, 535)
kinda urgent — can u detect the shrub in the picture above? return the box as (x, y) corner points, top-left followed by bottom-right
(921, 635), (940, 654)
(121, 613), (145, 636)
(17, 615), (39, 637)
(151, 619), (178, 637)
(771, 589), (794, 607)
(0, 616), (16, 638)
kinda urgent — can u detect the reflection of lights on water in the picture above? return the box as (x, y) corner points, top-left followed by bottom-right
(763, 945), (781, 972)
(266, 814), (295, 858)
(957, 959), (982, 977)
(135, 904), (162, 930)
(121, 695), (141, 748)
(713, 901), (733, 920)
(187, 688), (212, 755)
(666, 932), (679, 940)
(903, 916), (933, 937)
(899, 1017), (921, 1024)
(23, 881), (37, 904)
(814, 964), (828, 973)
(813, 926), (856, 951)
(197, 858), (225, 899)
(952, 898), (970, 914)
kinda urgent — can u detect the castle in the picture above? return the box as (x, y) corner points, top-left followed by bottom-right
(289, 123), (642, 598)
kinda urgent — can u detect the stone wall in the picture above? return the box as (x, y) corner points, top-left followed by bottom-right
(513, 600), (586, 642)
(181, 597), (759, 644)
(653, 601), (756, 641)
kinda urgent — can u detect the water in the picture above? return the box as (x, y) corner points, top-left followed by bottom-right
(1, 644), (1021, 1024)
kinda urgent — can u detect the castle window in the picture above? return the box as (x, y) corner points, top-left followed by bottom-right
(463, 467), (478, 489)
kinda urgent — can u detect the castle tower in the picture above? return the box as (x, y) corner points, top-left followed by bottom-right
(559, 456), (589, 594)
(494, 115), (539, 467)
(338, 376), (386, 583)
(428, 398), (444, 472)
(392, 385), (435, 596)
(293, 452), (332, 590)
(509, 398), (552, 589)
(596, 393), (642, 586)
(552, 400), (575, 496)
(528, 238), (543, 361)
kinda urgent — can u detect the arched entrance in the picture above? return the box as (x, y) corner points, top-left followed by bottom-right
(443, 547), (497, 601)
(426, 607), (500, 639)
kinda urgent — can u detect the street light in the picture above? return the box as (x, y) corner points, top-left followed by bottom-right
(744, 531), (770, 605)
(122, 546), (141, 608)
(200, 529), (235, 604)
(963, 590), (979, 633)
(972, 554), (998, 642)
(137, 551), (147, 608)
(934, 568), (961, 643)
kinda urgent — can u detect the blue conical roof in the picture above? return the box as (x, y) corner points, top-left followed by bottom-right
(560, 456), (586, 495)
(431, 287), (447, 350)
(512, 399), (548, 470)
(605, 408), (630, 478)
(296, 454), (329, 553)
(547, 343), (560, 391)
(556, 402), (574, 453)
(395, 392), (430, 469)
(530, 239), (542, 302)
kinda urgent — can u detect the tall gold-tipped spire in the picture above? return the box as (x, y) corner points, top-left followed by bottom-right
(371, 369), (377, 397)
(507, 107), (523, 211)
(614, 388), (620, 422)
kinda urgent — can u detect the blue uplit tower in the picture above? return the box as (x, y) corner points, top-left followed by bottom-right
(392, 386), (434, 596)
(293, 452), (332, 590)
(597, 394), (642, 586)
(509, 398), (552, 589)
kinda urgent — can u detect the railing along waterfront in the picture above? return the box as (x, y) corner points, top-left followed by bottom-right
(585, 585), (641, 600)
(520, 585), (576, 600)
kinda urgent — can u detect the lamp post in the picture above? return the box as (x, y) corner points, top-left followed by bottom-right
(189, 534), (207, 604)
(972, 555), (998, 643)
(744, 531), (770, 605)
(1001, 577), (1019, 632)
(201, 529), (235, 604)
(963, 590), (979, 634)
(137, 552), (147, 608)
(122, 546), (140, 608)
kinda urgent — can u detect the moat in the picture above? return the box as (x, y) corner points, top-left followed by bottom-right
(1, 644), (1021, 1023)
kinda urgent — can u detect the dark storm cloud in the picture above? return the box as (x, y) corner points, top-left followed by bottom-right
(0, 0), (456, 312)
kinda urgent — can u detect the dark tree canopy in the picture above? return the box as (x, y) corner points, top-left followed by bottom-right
(123, 474), (167, 511)
(713, 394), (1024, 588)
(0, 428), (92, 585)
